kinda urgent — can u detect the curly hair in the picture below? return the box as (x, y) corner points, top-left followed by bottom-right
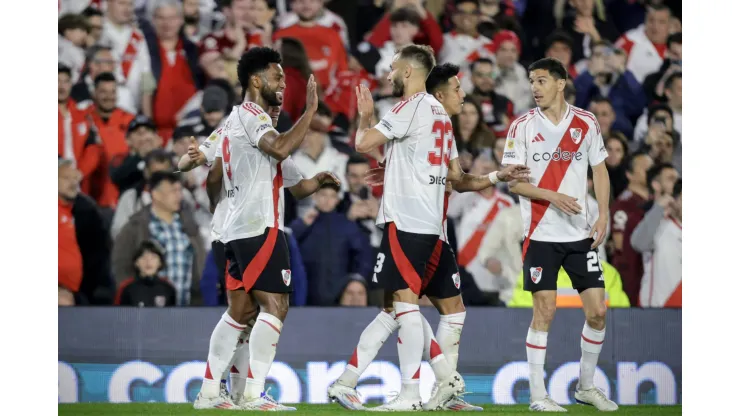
(237, 47), (282, 89)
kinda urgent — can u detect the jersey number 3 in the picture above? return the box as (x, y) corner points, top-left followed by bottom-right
(222, 136), (233, 181)
(428, 120), (454, 166)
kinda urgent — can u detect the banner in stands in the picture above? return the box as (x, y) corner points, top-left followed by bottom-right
(58, 308), (681, 405)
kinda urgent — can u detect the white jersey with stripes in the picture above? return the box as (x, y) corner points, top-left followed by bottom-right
(374, 92), (453, 235)
(501, 103), (608, 243)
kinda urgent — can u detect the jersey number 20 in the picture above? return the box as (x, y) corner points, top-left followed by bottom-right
(222, 136), (233, 181)
(428, 120), (453, 166)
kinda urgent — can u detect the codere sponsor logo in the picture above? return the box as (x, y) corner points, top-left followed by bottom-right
(532, 147), (583, 162)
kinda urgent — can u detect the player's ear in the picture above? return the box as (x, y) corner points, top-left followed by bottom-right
(557, 78), (566, 92)
(251, 73), (262, 90)
(434, 90), (443, 102)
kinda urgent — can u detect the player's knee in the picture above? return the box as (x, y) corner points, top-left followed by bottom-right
(434, 296), (465, 315)
(533, 301), (556, 324)
(586, 305), (607, 329)
(238, 306), (260, 326)
(259, 294), (289, 322)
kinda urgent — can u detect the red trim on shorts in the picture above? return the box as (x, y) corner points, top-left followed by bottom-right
(581, 334), (604, 345)
(422, 240), (443, 291)
(525, 342), (546, 350)
(522, 117), (590, 260)
(388, 222), (422, 295)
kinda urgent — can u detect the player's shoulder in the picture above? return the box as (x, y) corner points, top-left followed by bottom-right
(239, 102), (270, 121)
(387, 92), (428, 117)
(569, 105), (601, 133)
(508, 109), (537, 136)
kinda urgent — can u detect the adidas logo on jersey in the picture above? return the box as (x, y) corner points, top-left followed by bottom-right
(532, 133), (546, 143)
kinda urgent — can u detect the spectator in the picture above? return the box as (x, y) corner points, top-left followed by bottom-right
(140, 0), (203, 142)
(615, 4), (672, 83)
(71, 45), (137, 114)
(289, 183), (373, 306)
(637, 103), (681, 171)
(278, 0), (349, 47)
(609, 153), (654, 307)
(109, 115), (163, 195)
(559, 0), (620, 63)
(468, 58), (515, 138)
(588, 96), (633, 142)
(336, 154), (382, 248)
(113, 171), (206, 305)
(199, 0), (262, 69)
(439, 0), (492, 68)
(631, 179), (682, 308)
(491, 30), (532, 115)
(634, 72), (682, 142)
(114, 240), (177, 307)
(84, 72), (137, 209)
(604, 131), (631, 198)
(58, 14), (89, 83)
(81, 6), (104, 47)
(355, 7), (422, 80)
(101, 0), (152, 112)
(366, 0), (443, 55)
(175, 84), (230, 134)
(338, 275), (368, 307)
(276, 37), (312, 123)
(574, 42), (646, 125)
(59, 159), (84, 306)
(181, 0), (204, 42)
(564, 78), (576, 105)
(643, 32), (681, 103)
(451, 98), (497, 170)
(59, 158), (114, 306)
(274, 0), (348, 90)
(543, 30), (578, 79)
(58, 64), (102, 197)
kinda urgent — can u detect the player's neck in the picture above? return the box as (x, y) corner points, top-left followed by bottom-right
(539, 98), (568, 125)
(244, 91), (267, 111)
(403, 81), (426, 100)
(628, 183), (649, 200)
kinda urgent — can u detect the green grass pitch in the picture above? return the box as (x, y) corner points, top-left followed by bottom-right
(59, 403), (682, 415)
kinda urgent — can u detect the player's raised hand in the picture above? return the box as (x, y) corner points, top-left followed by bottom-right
(496, 164), (530, 182)
(315, 171), (340, 187)
(356, 84), (375, 118)
(364, 167), (385, 187)
(589, 216), (608, 249)
(549, 192), (582, 215)
(305, 74), (318, 114)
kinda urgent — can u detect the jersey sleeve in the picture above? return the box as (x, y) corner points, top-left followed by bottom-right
(282, 157), (304, 188)
(501, 118), (526, 165)
(237, 105), (278, 147)
(374, 99), (419, 140)
(449, 136), (459, 161)
(587, 125), (608, 166)
(198, 128), (223, 165)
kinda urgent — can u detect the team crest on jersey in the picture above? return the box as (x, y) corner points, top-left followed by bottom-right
(258, 114), (270, 123)
(530, 267), (543, 284)
(282, 269), (292, 286)
(570, 128), (583, 144)
(506, 139), (515, 149)
(208, 132), (218, 141)
(452, 272), (461, 289)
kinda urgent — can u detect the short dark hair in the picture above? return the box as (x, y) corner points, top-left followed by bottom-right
(455, 0), (478, 9)
(664, 71), (681, 91)
(58, 63), (72, 77)
(58, 14), (89, 36)
(648, 103), (674, 122)
(647, 3), (671, 15)
(82, 6), (103, 18)
(319, 181), (341, 192)
(93, 72), (117, 88)
(590, 96), (613, 109)
(237, 47), (282, 89)
(149, 171), (180, 190)
(145, 149), (173, 168)
(527, 57), (568, 80)
(626, 151), (650, 173)
(470, 57), (494, 73)
(396, 44), (436, 75)
(86, 44), (112, 64)
(646, 162), (675, 193)
(347, 153), (370, 168)
(667, 32), (681, 48)
(133, 239), (166, 269)
(389, 7), (421, 27)
(425, 63), (460, 94)
(672, 178), (681, 198)
(544, 30), (573, 51)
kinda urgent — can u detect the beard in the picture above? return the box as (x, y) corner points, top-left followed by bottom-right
(391, 76), (404, 97)
(260, 84), (282, 106)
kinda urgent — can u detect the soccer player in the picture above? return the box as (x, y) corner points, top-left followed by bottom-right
(327, 63), (529, 412)
(183, 47), (340, 411)
(502, 57), (617, 412)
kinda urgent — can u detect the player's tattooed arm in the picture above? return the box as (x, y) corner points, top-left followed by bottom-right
(289, 172), (341, 200)
(258, 75), (318, 161)
(354, 85), (389, 154)
(205, 158), (224, 214)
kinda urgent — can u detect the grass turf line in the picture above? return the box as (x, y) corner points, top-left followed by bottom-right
(59, 403), (682, 415)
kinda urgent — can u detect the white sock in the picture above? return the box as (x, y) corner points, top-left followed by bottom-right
(579, 323), (605, 390)
(245, 313), (283, 400)
(230, 320), (255, 398)
(436, 311), (465, 371)
(421, 313), (453, 381)
(202, 312), (246, 398)
(395, 302), (423, 401)
(526, 328), (548, 402)
(337, 311), (398, 388)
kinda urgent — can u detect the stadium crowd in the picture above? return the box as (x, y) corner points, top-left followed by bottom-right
(58, 0), (682, 309)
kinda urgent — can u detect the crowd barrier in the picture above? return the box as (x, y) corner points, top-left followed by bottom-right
(58, 307), (681, 405)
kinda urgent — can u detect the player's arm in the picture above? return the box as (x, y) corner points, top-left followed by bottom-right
(587, 125), (611, 247)
(178, 132), (220, 172)
(256, 75), (318, 161)
(354, 85), (391, 154)
(448, 157), (530, 192)
(289, 172), (341, 200)
(206, 158), (223, 213)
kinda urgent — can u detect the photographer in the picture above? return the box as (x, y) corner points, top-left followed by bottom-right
(574, 41), (646, 125)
